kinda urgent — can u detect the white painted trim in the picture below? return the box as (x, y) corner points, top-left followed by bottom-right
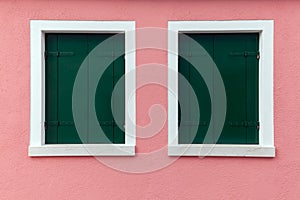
(29, 145), (135, 156)
(168, 145), (275, 157)
(168, 20), (275, 157)
(30, 20), (136, 156)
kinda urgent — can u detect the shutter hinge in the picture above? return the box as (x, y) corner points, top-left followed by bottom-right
(44, 121), (59, 130)
(44, 51), (74, 59)
(44, 51), (59, 59)
(229, 51), (260, 59)
(44, 121), (75, 130)
(229, 121), (260, 129)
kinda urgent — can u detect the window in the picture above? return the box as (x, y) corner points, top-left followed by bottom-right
(29, 20), (136, 156)
(168, 20), (275, 157)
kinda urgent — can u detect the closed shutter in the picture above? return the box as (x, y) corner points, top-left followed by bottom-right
(45, 33), (125, 144)
(178, 34), (213, 144)
(178, 33), (259, 144)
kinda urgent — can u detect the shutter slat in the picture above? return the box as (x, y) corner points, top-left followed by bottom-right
(45, 34), (58, 144)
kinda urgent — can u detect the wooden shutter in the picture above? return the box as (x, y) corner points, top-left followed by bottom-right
(45, 33), (125, 144)
(178, 33), (259, 144)
(178, 34), (213, 144)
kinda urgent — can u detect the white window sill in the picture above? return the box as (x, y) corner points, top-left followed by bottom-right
(28, 144), (135, 157)
(168, 145), (275, 157)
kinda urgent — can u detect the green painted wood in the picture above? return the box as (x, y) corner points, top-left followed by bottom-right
(189, 34), (213, 144)
(214, 34), (247, 144)
(57, 34), (88, 144)
(112, 33), (125, 144)
(178, 34), (213, 144)
(245, 34), (259, 144)
(45, 33), (125, 144)
(178, 33), (259, 144)
(178, 33), (192, 144)
(45, 34), (58, 144)
(90, 34), (114, 144)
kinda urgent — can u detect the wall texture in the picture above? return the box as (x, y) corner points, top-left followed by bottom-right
(0, 0), (300, 199)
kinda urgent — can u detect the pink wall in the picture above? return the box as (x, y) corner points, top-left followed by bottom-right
(1, 0), (300, 199)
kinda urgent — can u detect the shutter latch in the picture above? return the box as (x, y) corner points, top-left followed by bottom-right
(44, 121), (47, 130)
(257, 51), (260, 60)
(256, 122), (260, 130)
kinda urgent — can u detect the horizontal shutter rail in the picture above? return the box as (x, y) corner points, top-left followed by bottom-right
(44, 121), (125, 129)
(45, 121), (59, 127)
(178, 121), (208, 126)
(99, 121), (125, 126)
(228, 121), (259, 127)
(59, 121), (75, 126)
(92, 52), (125, 57)
(229, 51), (259, 57)
(179, 52), (209, 57)
(99, 121), (114, 126)
(178, 53), (189, 57)
(44, 51), (74, 58)
(114, 52), (125, 57)
(44, 121), (74, 127)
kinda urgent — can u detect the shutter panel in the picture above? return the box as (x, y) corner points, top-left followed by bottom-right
(189, 34), (213, 144)
(45, 33), (125, 144)
(245, 34), (259, 144)
(45, 34), (58, 144)
(93, 33), (126, 144)
(214, 34), (248, 144)
(178, 34), (213, 144)
(178, 33), (259, 144)
(91, 34), (114, 143)
(57, 34), (88, 144)
(178, 33), (192, 143)
(112, 34), (126, 144)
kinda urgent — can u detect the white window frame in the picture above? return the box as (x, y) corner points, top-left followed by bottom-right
(29, 20), (136, 156)
(168, 20), (275, 157)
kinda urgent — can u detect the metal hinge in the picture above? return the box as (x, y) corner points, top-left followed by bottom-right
(229, 121), (260, 130)
(44, 121), (125, 130)
(44, 121), (74, 130)
(229, 51), (260, 60)
(44, 51), (74, 59)
(44, 121), (59, 130)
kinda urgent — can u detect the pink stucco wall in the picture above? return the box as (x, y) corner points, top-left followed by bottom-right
(1, 0), (300, 199)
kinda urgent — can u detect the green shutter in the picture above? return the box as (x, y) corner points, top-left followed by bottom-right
(91, 34), (114, 144)
(45, 33), (125, 144)
(178, 33), (259, 144)
(178, 34), (213, 144)
(45, 34), (59, 144)
(112, 34), (126, 144)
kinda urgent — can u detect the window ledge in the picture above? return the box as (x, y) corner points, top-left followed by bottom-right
(168, 145), (275, 157)
(29, 144), (135, 157)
